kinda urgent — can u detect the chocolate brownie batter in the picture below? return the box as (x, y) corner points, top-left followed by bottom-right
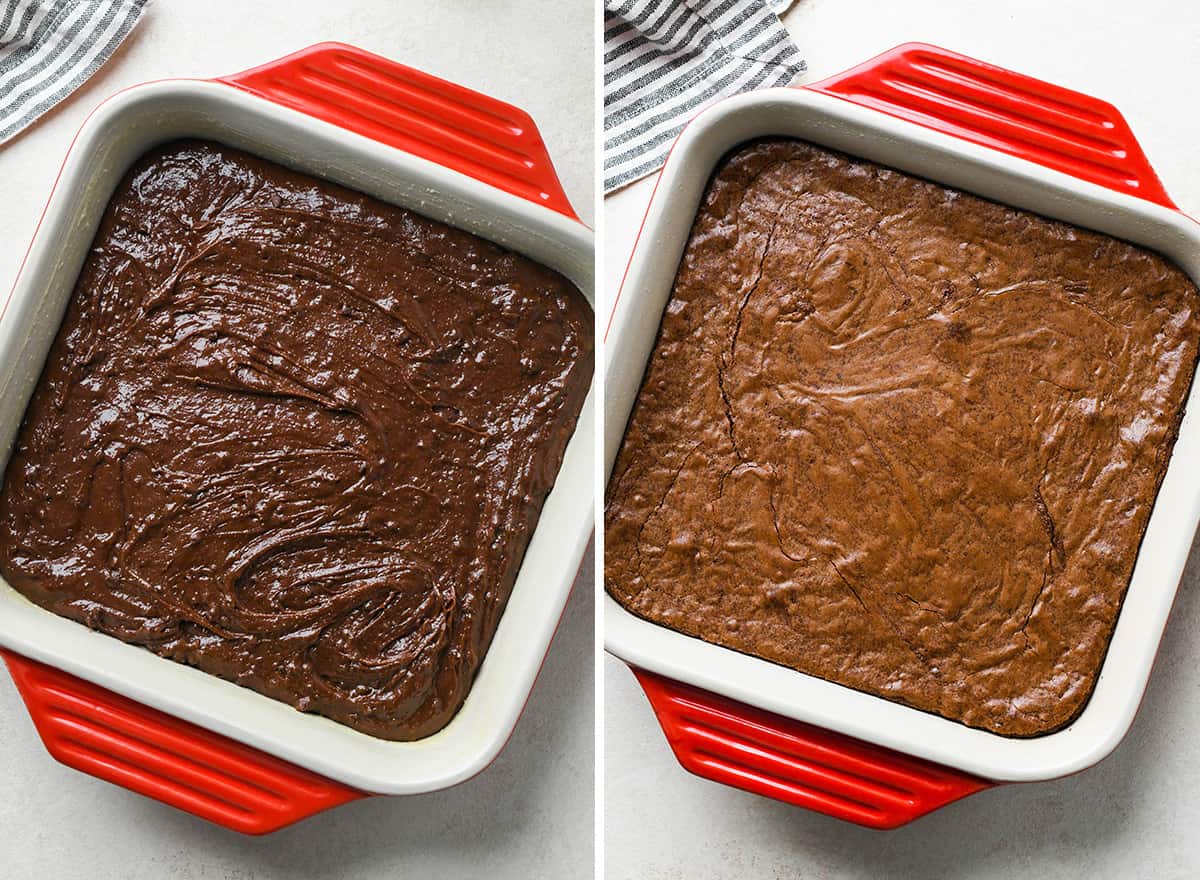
(0, 140), (592, 741)
(605, 139), (1200, 737)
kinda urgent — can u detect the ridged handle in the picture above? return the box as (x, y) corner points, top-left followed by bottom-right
(633, 668), (992, 830)
(2, 651), (364, 834)
(219, 41), (579, 219)
(807, 42), (1176, 209)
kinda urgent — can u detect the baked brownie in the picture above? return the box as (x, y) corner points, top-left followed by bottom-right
(605, 138), (1200, 737)
(0, 140), (592, 741)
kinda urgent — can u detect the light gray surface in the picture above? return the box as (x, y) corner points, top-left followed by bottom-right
(604, 1), (1200, 877)
(0, 1), (594, 878)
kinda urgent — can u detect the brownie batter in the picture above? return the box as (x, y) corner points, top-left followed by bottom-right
(0, 140), (592, 741)
(605, 139), (1200, 737)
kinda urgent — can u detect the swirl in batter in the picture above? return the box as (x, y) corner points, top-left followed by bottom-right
(605, 139), (1200, 737)
(0, 141), (593, 740)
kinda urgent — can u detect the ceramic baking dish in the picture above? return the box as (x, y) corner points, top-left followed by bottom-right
(0, 43), (594, 834)
(604, 42), (1200, 828)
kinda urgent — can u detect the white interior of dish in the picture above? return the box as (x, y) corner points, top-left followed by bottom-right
(604, 87), (1200, 783)
(0, 80), (595, 795)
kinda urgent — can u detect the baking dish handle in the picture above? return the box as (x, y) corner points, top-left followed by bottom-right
(217, 42), (580, 221)
(807, 42), (1176, 210)
(632, 667), (992, 829)
(1, 650), (364, 834)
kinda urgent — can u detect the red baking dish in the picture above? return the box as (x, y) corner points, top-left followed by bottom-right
(604, 43), (1200, 829)
(0, 43), (594, 834)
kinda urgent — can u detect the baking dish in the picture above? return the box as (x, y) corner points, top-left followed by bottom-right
(0, 43), (594, 834)
(604, 42), (1200, 828)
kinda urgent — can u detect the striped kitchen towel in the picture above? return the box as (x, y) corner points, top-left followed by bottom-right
(604, 0), (804, 192)
(0, 0), (150, 146)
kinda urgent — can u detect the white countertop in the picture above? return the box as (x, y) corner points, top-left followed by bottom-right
(0, 2), (594, 878)
(604, 1), (1200, 878)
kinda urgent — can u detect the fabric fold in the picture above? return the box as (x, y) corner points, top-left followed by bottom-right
(604, 0), (803, 192)
(0, 0), (150, 146)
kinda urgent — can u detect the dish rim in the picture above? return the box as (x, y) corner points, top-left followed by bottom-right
(0, 76), (596, 795)
(603, 84), (1200, 783)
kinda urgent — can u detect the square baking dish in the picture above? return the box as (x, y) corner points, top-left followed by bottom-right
(0, 43), (594, 833)
(604, 42), (1200, 828)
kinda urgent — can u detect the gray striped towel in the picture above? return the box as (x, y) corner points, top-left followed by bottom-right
(604, 0), (804, 192)
(0, 0), (150, 146)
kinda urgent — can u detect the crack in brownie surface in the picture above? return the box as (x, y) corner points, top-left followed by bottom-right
(605, 138), (1200, 737)
(0, 140), (593, 741)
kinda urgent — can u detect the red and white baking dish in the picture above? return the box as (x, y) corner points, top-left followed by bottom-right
(604, 42), (1200, 829)
(0, 43), (594, 834)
